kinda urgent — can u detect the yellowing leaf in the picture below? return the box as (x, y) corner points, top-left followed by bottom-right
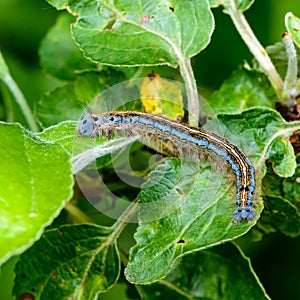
(141, 73), (184, 120)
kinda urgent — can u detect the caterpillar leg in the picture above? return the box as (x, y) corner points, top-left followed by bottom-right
(233, 206), (256, 223)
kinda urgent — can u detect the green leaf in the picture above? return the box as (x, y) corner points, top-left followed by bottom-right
(205, 107), (300, 177)
(125, 158), (261, 284)
(39, 13), (96, 80)
(285, 12), (300, 49)
(212, 109), (300, 237)
(125, 107), (300, 283)
(209, 0), (255, 12)
(266, 136), (296, 177)
(207, 66), (276, 113)
(13, 224), (120, 300)
(0, 123), (73, 265)
(260, 161), (300, 237)
(36, 71), (125, 127)
(47, 0), (214, 67)
(137, 243), (270, 300)
(36, 81), (84, 127)
(37, 121), (77, 155)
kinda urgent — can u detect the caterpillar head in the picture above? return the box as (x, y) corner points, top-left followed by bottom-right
(77, 114), (95, 136)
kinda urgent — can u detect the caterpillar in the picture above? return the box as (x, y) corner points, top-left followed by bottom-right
(77, 111), (256, 222)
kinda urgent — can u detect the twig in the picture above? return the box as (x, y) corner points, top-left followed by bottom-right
(227, 0), (283, 98)
(0, 50), (39, 131)
(178, 58), (199, 127)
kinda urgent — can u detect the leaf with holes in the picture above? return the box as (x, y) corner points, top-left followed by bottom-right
(125, 107), (300, 284)
(125, 158), (261, 284)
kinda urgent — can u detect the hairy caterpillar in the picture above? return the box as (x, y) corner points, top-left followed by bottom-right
(77, 111), (256, 222)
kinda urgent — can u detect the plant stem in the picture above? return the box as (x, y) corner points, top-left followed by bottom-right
(227, 0), (283, 98)
(282, 32), (298, 104)
(178, 58), (199, 127)
(0, 51), (39, 131)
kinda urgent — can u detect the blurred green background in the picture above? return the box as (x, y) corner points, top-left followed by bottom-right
(0, 0), (300, 299)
